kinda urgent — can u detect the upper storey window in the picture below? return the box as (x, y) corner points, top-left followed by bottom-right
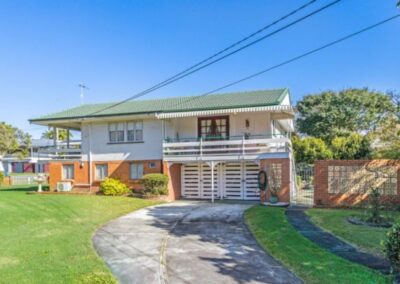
(109, 122), (125, 142)
(127, 121), (143, 142)
(108, 121), (144, 143)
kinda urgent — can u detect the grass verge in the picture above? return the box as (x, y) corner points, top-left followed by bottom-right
(307, 208), (400, 257)
(245, 205), (390, 284)
(0, 185), (160, 284)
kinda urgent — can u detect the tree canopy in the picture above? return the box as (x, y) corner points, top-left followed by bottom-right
(296, 88), (395, 139)
(0, 122), (31, 158)
(42, 128), (72, 141)
(292, 136), (333, 164)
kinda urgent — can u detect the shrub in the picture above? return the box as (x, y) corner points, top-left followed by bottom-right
(142, 174), (169, 195)
(0, 171), (4, 185)
(292, 136), (333, 164)
(384, 223), (400, 272)
(330, 133), (371, 160)
(100, 178), (129, 196)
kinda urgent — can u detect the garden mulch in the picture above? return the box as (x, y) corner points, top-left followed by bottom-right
(286, 207), (392, 274)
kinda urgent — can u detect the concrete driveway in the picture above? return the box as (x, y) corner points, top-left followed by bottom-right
(93, 201), (301, 284)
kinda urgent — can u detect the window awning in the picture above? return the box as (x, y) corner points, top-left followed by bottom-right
(155, 105), (295, 119)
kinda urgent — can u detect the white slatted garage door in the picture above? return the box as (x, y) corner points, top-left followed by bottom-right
(182, 162), (260, 200)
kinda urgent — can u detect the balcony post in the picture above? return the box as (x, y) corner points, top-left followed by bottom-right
(211, 161), (214, 203)
(242, 135), (245, 156)
(66, 128), (70, 149)
(200, 137), (203, 158)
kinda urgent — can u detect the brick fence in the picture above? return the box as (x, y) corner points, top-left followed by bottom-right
(314, 160), (400, 207)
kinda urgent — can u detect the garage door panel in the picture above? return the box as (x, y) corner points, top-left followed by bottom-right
(244, 163), (260, 200)
(182, 164), (201, 198)
(182, 162), (260, 200)
(223, 163), (243, 199)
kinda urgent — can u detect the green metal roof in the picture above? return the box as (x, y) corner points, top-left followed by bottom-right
(30, 88), (289, 122)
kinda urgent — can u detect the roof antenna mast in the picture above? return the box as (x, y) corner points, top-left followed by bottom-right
(78, 83), (89, 105)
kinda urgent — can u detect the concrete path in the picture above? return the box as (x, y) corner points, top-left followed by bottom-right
(286, 207), (391, 274)
(93, 201), (302, 284)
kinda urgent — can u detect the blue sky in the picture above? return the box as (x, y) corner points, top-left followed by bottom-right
(0, 0), (399, 138)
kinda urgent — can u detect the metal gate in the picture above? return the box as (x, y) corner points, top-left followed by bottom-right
(295, 163), (314, 206)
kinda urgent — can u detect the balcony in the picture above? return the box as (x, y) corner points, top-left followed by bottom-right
(163, 133), (291, 162)
(36, 140), (82, 161)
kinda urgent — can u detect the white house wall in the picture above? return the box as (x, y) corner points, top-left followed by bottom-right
(78, 110), (290, 161)
(163, 112), (273, 140)
(81, 120), (164, 162)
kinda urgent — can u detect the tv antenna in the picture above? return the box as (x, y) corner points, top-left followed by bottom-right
(78, 83), (89, 105)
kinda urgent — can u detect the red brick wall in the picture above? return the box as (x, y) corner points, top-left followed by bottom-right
(163, 162), (182, 201)
(314, 160), (400, 207)
(48, 160), (162, 191)
(260, 158), (291, 203)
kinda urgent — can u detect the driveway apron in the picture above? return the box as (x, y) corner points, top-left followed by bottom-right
(93, 201), (302, 284)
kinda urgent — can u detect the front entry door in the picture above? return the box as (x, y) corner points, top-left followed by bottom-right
(198, 116), (229, 140)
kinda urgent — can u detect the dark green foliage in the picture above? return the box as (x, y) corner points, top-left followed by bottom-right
(100, 178), (130, 196)
(296, 88), (395, 140)
(0, 172), (4, 185)
(142, 174), (169, 195)
(384, 223), (400, 272)
(292, 136), (333, 164)
(330, 133), (371, 160)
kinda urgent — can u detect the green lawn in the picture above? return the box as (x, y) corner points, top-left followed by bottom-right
(0, 185), (160, 284)
(307, 208), (400, 257)
(245, 206), (390, 284)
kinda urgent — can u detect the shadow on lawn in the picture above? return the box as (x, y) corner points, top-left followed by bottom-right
(0, 185), (49, 192)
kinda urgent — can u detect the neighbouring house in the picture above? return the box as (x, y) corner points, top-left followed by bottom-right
(29, 89), (296, 201)
(0, 139), (64, 176)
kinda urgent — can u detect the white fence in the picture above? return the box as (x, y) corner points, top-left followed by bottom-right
(10, 175), (48, 185)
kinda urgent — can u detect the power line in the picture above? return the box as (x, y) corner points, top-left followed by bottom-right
(87, 0), (341, 117)
(162, 14), (400, 112)
(123, 0), (318, 96)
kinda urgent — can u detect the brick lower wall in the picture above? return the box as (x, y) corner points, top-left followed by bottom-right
(314, 160), (400, 207)
(260, 158), (291, 203)
(163, 162), (182, 201)
(49, 159), (163, 192)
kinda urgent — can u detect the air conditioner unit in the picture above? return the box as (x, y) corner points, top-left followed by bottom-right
(57, 182), (72, 192)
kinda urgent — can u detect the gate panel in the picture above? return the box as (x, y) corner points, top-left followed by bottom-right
(201, 163), (220, 199)
(244, 162), (260, 200)
(295, 163), (314, 206)
(182, 164), (201, 198)
(223, 163), (243, 199)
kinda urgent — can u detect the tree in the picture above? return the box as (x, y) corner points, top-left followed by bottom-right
(330, 132), (371, 160)
(296, 88), (395, 140)
(42, 128), (72, 141)
(0, 122), (31, 158)
(292, 136), (333, 164)
(370, 91), (400, 159)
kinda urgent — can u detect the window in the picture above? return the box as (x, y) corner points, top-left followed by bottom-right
(95, 164), (108, 180)
(198, 116), (229, 140)
(109, 122), (125, 142)
(62, 165), (74, 179)
(148, 162), (156, 169)
(127, 121), (143, 142)
(109, 121), (143, 143)
(130, 163), (144, 179)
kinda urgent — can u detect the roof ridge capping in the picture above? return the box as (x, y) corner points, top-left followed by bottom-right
(29, 88), (290, 122)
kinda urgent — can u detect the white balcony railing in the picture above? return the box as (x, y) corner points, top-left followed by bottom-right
(37, 148), (82, 160)
(163, 134), (291, 162)
(36, 141), (82, 160)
